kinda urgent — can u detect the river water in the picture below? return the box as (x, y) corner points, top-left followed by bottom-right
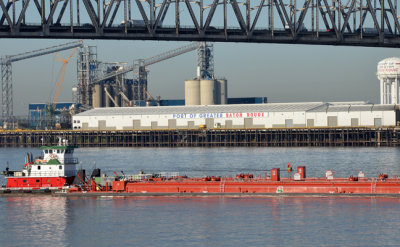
(1, 147), (400, 246)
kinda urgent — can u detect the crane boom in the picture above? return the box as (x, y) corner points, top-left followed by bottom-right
(92, 42), (201, 84)
(52, 48), (78, 109)
(1, 40), (83, 64)
(1, 40), (83, 119)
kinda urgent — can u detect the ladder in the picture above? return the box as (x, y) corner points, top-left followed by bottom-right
(220, 180), (225, 193)
(371, 178), (377, 193)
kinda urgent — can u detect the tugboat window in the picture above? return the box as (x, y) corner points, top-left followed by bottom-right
(59, 166), (62, 170)
(49, 150), (53, 154)
(36, 179), (40, 182)
(23, 180), (27, 183)
(37, 166), (41, 170)
(45, 150), (48, 154)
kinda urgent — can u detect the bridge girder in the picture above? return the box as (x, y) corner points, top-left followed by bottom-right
(0, 0), (399, 47)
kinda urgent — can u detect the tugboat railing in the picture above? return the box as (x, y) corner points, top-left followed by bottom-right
(6, 170), (77, 178)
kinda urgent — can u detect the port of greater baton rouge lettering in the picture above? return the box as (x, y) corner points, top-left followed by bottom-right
(172, 112), (264, 118)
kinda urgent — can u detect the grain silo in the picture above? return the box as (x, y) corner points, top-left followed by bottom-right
(92, 83), (103, 108)
(185, 79), (201, 105)
(200, 79), (216, 105)
(216, 79), (228, 104)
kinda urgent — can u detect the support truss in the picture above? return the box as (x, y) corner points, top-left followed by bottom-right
(0, 0), (400, 47)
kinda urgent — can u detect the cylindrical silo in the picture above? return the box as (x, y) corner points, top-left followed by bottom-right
(185, 79), (201, 105)
(200, 79), (216, 105)
(216, 79), (228, 105)
(92, 83), (103, 108)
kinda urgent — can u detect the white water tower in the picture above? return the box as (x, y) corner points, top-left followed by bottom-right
(377, 57), (400, 104)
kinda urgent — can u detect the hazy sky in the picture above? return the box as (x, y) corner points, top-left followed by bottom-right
(0, 38), (398, 115)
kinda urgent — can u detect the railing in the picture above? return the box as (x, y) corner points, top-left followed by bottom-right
(28, 171), (76, 177)
(29, 171), (65, 177)
(9, 170), (77, 177)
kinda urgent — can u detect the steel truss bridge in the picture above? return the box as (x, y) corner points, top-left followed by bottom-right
(0, 0), (400, 47)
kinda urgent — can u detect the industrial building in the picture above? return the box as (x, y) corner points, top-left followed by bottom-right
(72, 102), (398, 130)
(29, 103), (77, 129)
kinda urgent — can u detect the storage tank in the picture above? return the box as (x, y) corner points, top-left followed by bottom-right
(92, 83), (103, 108)
(216, 79), (228, 105)
(200, 79), (216, 105)
(185, 79), (201, 105)
(377, 57), (400, 104)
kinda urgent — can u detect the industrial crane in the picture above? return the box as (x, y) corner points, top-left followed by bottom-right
(1, 40), (83, 119)
(53, 48), (78, 109)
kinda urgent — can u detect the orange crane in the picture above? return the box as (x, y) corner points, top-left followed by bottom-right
(52, 48), (78, 109)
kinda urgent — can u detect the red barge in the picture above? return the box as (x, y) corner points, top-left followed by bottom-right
(61, 166), (400, 196)
(2, 146), (400, 196)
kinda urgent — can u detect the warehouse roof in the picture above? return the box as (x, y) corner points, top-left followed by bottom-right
(75, 102), (397, 117)
(307, 104), (398, 112)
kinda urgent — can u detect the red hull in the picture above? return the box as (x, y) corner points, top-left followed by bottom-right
(67, 177), (400, 195)
(6, 176), (75, 188)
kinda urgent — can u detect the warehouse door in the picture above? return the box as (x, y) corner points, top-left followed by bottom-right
(168, 119), (177, 129)
(327, 116), (338, 127)
(188, 121), (195, 129)
(351, 118), (359, 127)
(206, 118), (214, 129)
(307, 119), (314, 127)
(225, 120), (233, 129)
(98, 120), (106, 130)
(244, 118), (253, 128)
(82, 123), (88, 130)
(151, 121), (157, 129)
(374, 118), (382, 127)
(133, 120), (141, 129)
(285, 119), (293, 128)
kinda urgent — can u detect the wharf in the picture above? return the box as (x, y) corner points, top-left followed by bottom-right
(1, 127), (400, 147)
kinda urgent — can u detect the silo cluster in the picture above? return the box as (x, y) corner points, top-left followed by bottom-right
(185, 79), (227, 105)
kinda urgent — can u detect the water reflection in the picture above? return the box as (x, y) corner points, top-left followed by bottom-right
(1, 196), (400, 246)
(0, 196), (67, 247)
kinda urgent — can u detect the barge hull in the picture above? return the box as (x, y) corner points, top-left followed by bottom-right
(53, 192), (400, 198)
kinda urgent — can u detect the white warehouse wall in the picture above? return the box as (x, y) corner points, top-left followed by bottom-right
(72, 103), (399, 130)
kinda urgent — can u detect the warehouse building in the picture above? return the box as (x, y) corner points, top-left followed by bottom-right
(72, 102), (399, 130)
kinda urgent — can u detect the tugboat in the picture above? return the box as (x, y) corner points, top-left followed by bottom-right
(1, 139), (78, 192)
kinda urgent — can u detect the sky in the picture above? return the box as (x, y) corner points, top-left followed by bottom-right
(0, 38), (398, 115)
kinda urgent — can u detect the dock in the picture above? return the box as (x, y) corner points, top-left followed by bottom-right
(1, 127), (399, 147)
